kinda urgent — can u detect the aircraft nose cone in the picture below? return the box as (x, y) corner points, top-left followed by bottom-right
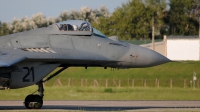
(136, 46), (170, 67)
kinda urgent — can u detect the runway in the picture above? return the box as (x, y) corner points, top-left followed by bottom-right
(0, 101), (200, 111)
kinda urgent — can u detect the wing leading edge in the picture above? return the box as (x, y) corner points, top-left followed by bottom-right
(0, 54), (26, 67)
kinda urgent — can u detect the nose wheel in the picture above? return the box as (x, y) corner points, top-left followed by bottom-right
(24, 94), (43, 109)
(24, 81), (44, 109)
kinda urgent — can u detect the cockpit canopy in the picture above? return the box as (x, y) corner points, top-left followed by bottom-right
(55, 20), (107, 38)
(56, 20), (92, 31)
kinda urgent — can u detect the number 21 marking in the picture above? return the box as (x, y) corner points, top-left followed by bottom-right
(23, 67), (34, 82)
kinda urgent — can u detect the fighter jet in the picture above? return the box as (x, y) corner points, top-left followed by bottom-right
(0, 20), (170, 109)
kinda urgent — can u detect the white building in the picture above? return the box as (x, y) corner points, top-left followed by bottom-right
(141, 36), (200, 61)
(164, 36), (199, 61)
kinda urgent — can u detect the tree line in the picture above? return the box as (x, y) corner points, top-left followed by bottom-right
(0, 6), (109, 36)
(1, 0), (200, 40)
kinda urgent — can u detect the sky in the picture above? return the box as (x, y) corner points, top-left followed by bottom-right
(0, 0), (129, 23)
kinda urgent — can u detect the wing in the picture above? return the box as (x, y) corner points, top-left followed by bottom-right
(0, 54), (26, 67)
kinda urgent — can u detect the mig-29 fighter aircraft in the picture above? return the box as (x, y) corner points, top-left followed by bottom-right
(0, 20), (170, 109)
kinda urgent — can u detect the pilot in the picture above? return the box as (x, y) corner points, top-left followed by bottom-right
(63, 24), (67, 31)
(59, 24), (64, 30)
(67, 24), (74, 31)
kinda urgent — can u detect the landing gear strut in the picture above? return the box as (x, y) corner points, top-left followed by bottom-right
(24, 67), (67, 109)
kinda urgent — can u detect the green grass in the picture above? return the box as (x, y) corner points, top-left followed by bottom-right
(1, 61), (200, 101)
(44, 61), (200, 88)
(1, 86), (200, 101)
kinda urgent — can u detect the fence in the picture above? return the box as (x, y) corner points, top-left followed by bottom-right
(44, 78), (200, 88)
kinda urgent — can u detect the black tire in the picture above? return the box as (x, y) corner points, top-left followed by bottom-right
(24, 94), (34, 109)
(24, 94), (43, 109)
(32, 95), (43, 109)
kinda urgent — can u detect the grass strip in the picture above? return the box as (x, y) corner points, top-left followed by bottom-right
(0, 86), (200, 101)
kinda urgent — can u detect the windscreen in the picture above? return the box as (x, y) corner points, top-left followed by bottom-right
(92, 28), (107, 38)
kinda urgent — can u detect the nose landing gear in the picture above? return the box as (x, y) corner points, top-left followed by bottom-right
(23, 67), (67, 109)
(24, 81), (44, 109)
